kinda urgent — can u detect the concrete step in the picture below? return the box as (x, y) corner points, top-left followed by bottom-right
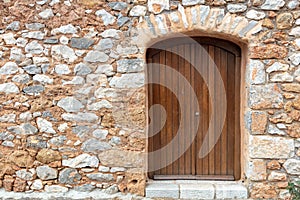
(145, 180), (248, 199)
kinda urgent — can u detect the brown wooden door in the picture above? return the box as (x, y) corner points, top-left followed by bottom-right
(147, 37), (241, 180)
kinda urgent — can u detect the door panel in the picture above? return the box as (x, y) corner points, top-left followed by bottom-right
(147, 37), (241, 180)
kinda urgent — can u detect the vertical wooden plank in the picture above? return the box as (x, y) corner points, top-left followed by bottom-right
(220, 50), (228, 175)
(172, 46), (180, 175)
(190, 44), (196, 175)
(178, 44), (185, 175)
(195, 44), (203, 175)
(151, 52), (162, 176)
(184, 44), (191, 175)
(226, 52), (235, 176)
(147, 56), (154, 179)
(214, 47), (221, 175)
(208, 45), (215, 175)
(165, 48), (173, 175)
(234, 56), (241, 180)
(198, 44), (210, 175)
(159, 50), (167, 175)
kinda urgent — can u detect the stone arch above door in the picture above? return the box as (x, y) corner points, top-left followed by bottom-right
(135, 5), (262, 46)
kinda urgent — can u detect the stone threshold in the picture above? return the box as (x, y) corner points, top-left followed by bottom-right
(0, 188), (146, 200)
(145, 180), (248, 199)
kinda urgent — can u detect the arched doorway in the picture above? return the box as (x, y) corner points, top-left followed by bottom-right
(147, 37), (241, 180)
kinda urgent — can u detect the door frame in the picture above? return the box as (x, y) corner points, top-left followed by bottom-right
(145, 36), (247, 181)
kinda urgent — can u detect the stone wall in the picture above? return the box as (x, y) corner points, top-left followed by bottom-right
(0, 0), (299, 199)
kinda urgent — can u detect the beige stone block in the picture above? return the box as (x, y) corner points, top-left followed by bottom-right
(250, 44), (288, 59)
(247, 159), (267, 181)
(251, 111), (267, 134)
(250, 182), (278, 199)
(249, 84), (283, 109)
(276, 13), (294, 30)
(268, 171), (287, 181)
(267, 160), (281, 170)
(282, 83), (300, 93)
(249, 135), (294, 159)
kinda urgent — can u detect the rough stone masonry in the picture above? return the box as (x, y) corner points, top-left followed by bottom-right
(0, 0), (299, 199)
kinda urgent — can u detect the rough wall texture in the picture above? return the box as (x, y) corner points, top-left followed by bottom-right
(0, 0), (299, 199)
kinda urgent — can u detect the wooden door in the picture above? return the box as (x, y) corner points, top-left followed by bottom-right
(147, 37), (241, 180)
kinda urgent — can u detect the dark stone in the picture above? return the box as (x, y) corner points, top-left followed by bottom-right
(26, 136), (47, 149)
(70, 38), (94, 49)
(58, 168), (81, 184)
(23, 85), (44, 95)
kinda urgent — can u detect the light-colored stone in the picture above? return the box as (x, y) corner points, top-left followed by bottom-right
(100, 29), (121, 39)
(94, 39), (113, 51)
(180, 183), (214, 199)
(261, 0), (285, 10)
(283, 159), (300, 175)
(31, 179), (43, 190)
(36, 166), (57, 180)
(266, 62), (289, 73)
(268, 171), (287, 181)
(246, 10), (266, 20)
(44, 185), (68, 193)
(0, 83), (19, 94)
(51, 45), (78, 63)
(25, 41), (43, 54)
(51, 24), (77, 35)
(95, 9), (116, 26)
(84, 51), (109, 63)
(2, 33), (16, 45)
(16, 169), (35, 181)
(81, 139), (112, 152)
(215, 184), (248, 199)
(270, 72), (293, 83)
(39, 8), (54, 19)
(248, 59), (265, 84)
(33, 74), (54, 84)
(249, 135), (294, 159)
(227, 4), (247, 13)
(289, 52), (300, 66)
(0, 62), (18, 75)
(36, 117), (56, 134)
(129, 6), (147, 17)
(247, 159), (267, 181)
(117, 59), (144, 73)
(62, 153), (99, 168)
(87, 100), (113, 110)
(22, 31), (45, 40)
(61, 112), (99, 123)
(57, 97), (84, 113)
(55, 64), (71, 75)
(268, 124), (286, 135)
(109, 73), (144, 88)
(148, 0), (169, 14)
(95, 64), (114, 76)
(182, 0), (204, 6)
(249, 84), (283, 109)
(290, 27), (300, 37)
(146, 183), (179, 198)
